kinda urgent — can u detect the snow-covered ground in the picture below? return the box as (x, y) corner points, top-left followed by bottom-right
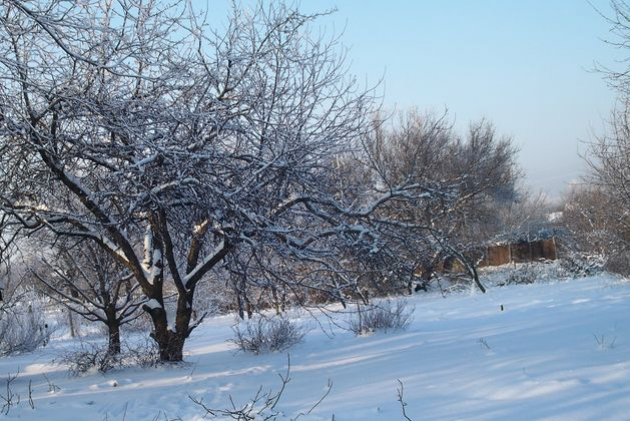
(3, 271), (630, 420)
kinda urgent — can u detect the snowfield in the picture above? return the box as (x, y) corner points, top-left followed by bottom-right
(3, 273), (630, 420)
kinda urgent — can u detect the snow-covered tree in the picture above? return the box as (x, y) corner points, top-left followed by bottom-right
(0, 0), (520, 360)
(32, 240), (144, 354)
(349, 111), (520, 293)
(585, 0), (630, 274)
(0, 0), (381, 361)
(561, 182), (630, 274)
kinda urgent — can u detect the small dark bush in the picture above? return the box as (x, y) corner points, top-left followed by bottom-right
(231, 315), (306, 354)
(124, 339), (161, 368)
(500, 264), (538, 286)
(348, 299), (414, 335)
(56, 339), (161, 376)
(56, 342), (120, 376)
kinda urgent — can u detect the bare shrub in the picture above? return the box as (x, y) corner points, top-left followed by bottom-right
(190, 355), (332, 419)
(348, 300), (414, 335)
(231, 316), (307, 355)
(56, 339), (161, 376)
(55, 342), (120, 376)
(0, 289), (51, 356)
(124, 339), (162, 368)
(0, 370), (21, 415)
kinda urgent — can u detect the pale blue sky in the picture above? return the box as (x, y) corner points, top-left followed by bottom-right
(209, 0), (619, 198)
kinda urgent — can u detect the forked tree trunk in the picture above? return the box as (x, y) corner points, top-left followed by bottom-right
(154, 328), (186, 362)
(146, 299), (193, 362)
(139, 214), (232, 362)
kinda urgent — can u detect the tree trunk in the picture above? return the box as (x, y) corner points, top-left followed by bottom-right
(271, 285), (281, 315)
(104, 304), (122, 354)
(145, 298), (192, 362)
(154, 328), (186, 362)
(470, 264), (486, 294)
(107, 321), (121, 355)
(453, 253), (486, 294)
(236, 293), (245, 320)
(68, 308), (76, 338)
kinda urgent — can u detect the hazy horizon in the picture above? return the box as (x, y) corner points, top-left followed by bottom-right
(209, 0), (619, 199)
(318, 0), (618, 199)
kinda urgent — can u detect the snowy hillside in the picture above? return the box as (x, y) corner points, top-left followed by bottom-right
(2, 273), (630, 420)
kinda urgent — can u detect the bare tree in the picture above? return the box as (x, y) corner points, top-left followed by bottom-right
(32, 240), (144, 354)
(585, 0), (630, 273)
(561, 186), (615, 256)
(0, 214), (18, 300)
(594, 0), (630, 96)
(0, 0), (382, 361)
(588, 105), (630, 202)
(561, 182), (630, 273)
(349, 111), (520, 294)
(0, 0), (520, 360)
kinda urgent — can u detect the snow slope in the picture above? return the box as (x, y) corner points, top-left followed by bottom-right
(2, 274), (630, 420)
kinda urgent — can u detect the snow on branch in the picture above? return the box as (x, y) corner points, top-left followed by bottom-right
(183, 239), (227, 288)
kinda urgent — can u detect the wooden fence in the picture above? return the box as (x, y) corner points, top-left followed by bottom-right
(479, 238), (558, 267)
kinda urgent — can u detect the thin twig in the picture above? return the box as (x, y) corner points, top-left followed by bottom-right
(397, 379), (413, 421)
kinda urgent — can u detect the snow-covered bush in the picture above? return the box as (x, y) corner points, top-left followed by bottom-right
(560, 253), (605, 278)
(500, 264), (539, 286)
(0, 289), (51, 356)
(348, 299), (414, 335)
(231, 316), (307, 355)
(432, 273), (475, 295)
(493, 261), (572, 287)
